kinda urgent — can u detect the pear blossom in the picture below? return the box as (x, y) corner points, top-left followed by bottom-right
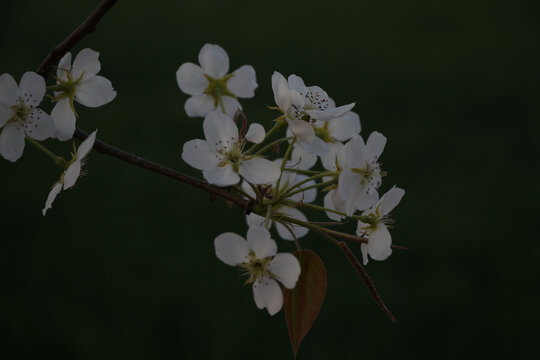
(182, 111), (279, 186)
(42, 130), (97, 215)
(271, 71), (355, 156)
(176, 44), (257, 118)
(0, 72), (54, 162)
(338, 132), (387, 215)
(242, 159), (317, 240)
(51, 48), (116, 141)
(356, 186), (405, 265)
(214, 226), (301, 315)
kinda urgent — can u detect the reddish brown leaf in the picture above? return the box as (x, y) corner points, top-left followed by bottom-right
(283, 250), (327, 357)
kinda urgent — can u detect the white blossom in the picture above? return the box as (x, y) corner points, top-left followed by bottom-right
(176, 44), (257, 118)
(356, 186), (405, 265)
(182, 111), (279, 186)
(271, 71), (355, 156)
(0, 72), (55, 162)
(51, 49), (116, 141)
(42, 130), (97, 215)
(338, 132), (387, 215)
(214, 226), (301, 315)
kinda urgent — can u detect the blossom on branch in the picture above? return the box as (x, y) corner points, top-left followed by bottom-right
(176, 44), (257, 118)
(0, 72), (54, 162)
(214, 226), (301, 315)
(42, 130), (97, 215)
(51, 48), (116, 141)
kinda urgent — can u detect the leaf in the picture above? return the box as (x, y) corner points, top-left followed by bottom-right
(283, 249), (327, 357)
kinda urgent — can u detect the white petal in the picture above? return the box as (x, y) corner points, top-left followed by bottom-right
(252, 277), (283, 316)
(42, 183), (63, 216)
(25, 109), (55, 141)
(203, 164), (240, 186)
(275, 206), (309, 240)
(76, 130), (97, 159)
(239, 157), (280, 184)
(0, 73), (19, 105)
(305, 102), (355, 122)
(0, 104), (12, 128)
(246, 212), (267, 228)
(214, 232), (250, 266)
(356, 191), (379, 212)
(185, 94), (215, 117)
(367, 225), (392, 262)
(324, 189), (346, 221)
(63, 160), (81, 189)
(51, 99), (76, 141)
(56, 52), (72, 81)
(338, 168), (364, 216)
(228, 65), (257, 98)
(246, 226), (277, 259)
(288, 119), (314, 141)
(361, 243), (369, 265)
(19, 72), (45, 105)
(328, 111), (361, 141)
(182, 139), (221, 170)
(291, 146), (317, 170)
(345, 135), (367, 169)
(271, 71), (290, 111)
(378, 186), (405, 216)
(75, 76), (116, 107)
(298, 135), (329, 156)
(71, 48), (101, 79)
(220, 96), (242, 118)
(176, 62), (208, 95)
(268, 253), (301, 289)
(244, 123), (265, 144)
(366, 131), (386, 162)
(0, 122), (25, 162)
(287, 74), (307, 95)
(203, 111), (238, 151)
(320, 142), (344, 170)
(198, 44), (229, 78)
(287, 174), (316, 203)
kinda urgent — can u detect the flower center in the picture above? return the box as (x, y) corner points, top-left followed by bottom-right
(204, 73), (236, 112)
(351, 161), (386, 192)
(239, 251), (273, 284)
(9, 98), (32, 124)
(217, 140), (246, 172)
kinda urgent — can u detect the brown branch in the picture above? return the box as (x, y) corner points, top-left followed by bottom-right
(36, 0), (119, 78)
(74, 128), (250, 211)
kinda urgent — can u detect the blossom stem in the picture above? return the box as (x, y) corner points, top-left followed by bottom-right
(282, 200), (349, 218)
(264, 205), (272, 229)
(26, 137), (69, 169)
(283, 167), (319, 175)
(245, 117), (286, 155)
(252, 136), (292, 156)
(273, 136), (296, 199)
(281, 179), (337, 200)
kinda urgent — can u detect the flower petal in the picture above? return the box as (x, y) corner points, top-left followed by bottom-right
(51, 99), (76, 141)
(271, 71), (290, 111)
(76, 130), (97, 159)
(0, 73), (19, 105)
(0, 122), (25, 162)
(275, 206), (309, 240)
(287, 74), (307, 95)
(244, 123), (265, 144)
(298, 135), (329, 156)
(338, 168), (365, 215)
(214, 232), (250, 266)
(203, 164), (240, 186)
(367, 225), (392, 262)
(199, 44), (229, 78)
(356, 190), (379, 212)
(252, 277), (283, 315)
(287, 174), (317, 203)
(42, 183), (62, 216)
(239, 157), (280, 184)
(320, 142), (344, 170)
(56, 52), (72, 82)
(291, 146), (317, 170)
(182, 139), (221, 170)
(220, 96), (242, 118)
(268, 253), (301, 289)
(228, 65), (257, 98)
(63, 160), (81, 190)
(25, 109), (55, 141)
(328, 111), (361, 142)
(288, 119), (314, 141)
(345, 135), (367, 169)
(75, 75), (116, 107)
(176, 62), (208, 95)
(365, 131), (386, 162)
(305, 102), (355, 122)
(378, 186), (405, 216)
(246, 226), (277, 259)
(185, 94), (215, 117)
(0, 104), (12, 128)
(203, 111), (238, 151)
(19, 72), (45, 105)
(71, 48), (101, 79)
(324, 189), (346, 221)
(246, 212), (268, 228)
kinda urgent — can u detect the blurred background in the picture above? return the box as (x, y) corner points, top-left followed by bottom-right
(1, 0), (539, 358)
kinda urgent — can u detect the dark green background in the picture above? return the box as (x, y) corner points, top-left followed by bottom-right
(1, 0), (539, 358)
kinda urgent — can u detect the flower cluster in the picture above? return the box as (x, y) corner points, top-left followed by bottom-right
(0, 48), (116, 214)
(179, 44), (406, 313)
